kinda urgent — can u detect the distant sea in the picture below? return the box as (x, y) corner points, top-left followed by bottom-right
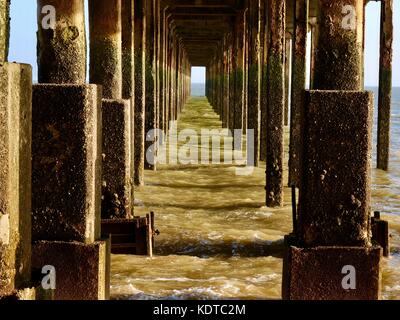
(191, 83), (206, 96)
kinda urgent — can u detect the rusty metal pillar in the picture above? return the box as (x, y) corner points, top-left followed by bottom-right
(89, 0), (122, 99)
(134, 0), (145, 186)
(37, 0), (86, 83)
(144, 0), (156, 170)
(377, 0), (393, 171)
(283, 0), (381, 300)
(247, 0), (261, 167)
(289, 0), (308, 188)
(265, 0), (285, 208)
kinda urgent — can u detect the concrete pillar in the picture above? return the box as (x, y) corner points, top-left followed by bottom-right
(0, 63), (32, 297)
(89, 0), (122, 99)
(134, 0), (145, 186)
(247, 0), (261, 167)
(0, 0), (10, 62)
(233, 12), (245, 149)
(33, 2), (110, 300)
(144, 0), (156, 170)
(122, 0), (135, 99)
(284, 36), (291, 127)
(283, 0), (381, 300)
(37, 0), (86, 84)
(89, 0), (132, 219)
(121, 0), (135, 214)
(377, 0), (393, 171)
(313, 0), (364, 90)
(289, 0), (308, 188)
(265, 0), (285, 207)
(259, 0), (268, 161)
(309, 17), (317, 89)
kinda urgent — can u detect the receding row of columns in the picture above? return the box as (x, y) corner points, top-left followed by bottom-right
(0, 0), (191, 300)
(207, 0), (394, 210)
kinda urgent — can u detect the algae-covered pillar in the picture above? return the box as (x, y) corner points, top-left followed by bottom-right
(89, 0), (122, 99)
(265, 0), (285, 207)
(33, 0), (110, 300)
(289, 0), (308, 188)
(283, 0), (381, 300)
(0, 0), (39, 299)
(134, 0), (146, 186)
(145, 0), (157, 170)
(89, 0), (133, 219)
(233, 11), (246, 149)
(377, 0), (393, 171)
(0, 0), (10, 62)
(247, 0), (261, 167)
(37, 0), (86, 83)
(121, 0), (135, 213)
(313, 1), (363, 90)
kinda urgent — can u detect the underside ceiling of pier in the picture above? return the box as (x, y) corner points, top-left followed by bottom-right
(164, 0), (319, 66)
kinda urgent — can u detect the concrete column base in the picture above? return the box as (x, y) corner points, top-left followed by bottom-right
(32, 238), (110, 300)
(282, 242), (382, 300)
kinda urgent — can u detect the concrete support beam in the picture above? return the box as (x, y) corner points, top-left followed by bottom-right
(0, 0), (10, 62)
(37, 0), (86, 83)
(0, 63), (32, 297)
(89, 0), (123, 99)
(289, 0), (308, 187)
(265, 0), (285, 207)
(313, 0), (364, 90)
(377, 0), (393, 171)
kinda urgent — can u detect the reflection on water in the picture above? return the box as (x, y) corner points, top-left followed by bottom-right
(111, 94), (400, 300)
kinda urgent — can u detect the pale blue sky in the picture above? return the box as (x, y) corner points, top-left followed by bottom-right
(8, 0), (400, 86)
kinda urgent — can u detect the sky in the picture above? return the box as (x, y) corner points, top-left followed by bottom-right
(8, 0), (400, 86)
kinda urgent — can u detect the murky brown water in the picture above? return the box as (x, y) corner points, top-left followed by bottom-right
(110, 97), (400, 300)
